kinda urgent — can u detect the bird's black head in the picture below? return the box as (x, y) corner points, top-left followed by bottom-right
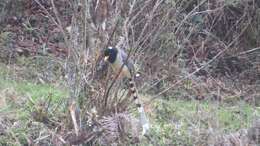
(104, 47), (118, 63)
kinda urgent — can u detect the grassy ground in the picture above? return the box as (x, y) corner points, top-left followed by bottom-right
(147, 98), (259, 145)
(0, 63), (68, 145)
(0, 63), (259, 145)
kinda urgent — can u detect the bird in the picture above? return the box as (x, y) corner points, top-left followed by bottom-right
(103, 46), (149, 135)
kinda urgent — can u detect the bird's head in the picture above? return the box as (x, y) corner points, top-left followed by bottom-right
(104, 47), (118, 63)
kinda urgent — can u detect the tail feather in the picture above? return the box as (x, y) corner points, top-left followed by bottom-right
(128, 78), (150, 135)
(138, 106), (150, 135)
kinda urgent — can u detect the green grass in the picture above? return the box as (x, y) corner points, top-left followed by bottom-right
(0, 64), (68, 145)
(0, 77), (67, 102)
(0, 63), (68, 119)
(148, 98), (260, 145)
(0, 64), (259, 145)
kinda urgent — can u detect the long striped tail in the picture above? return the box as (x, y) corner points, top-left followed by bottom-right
(128, 78), (150, 135)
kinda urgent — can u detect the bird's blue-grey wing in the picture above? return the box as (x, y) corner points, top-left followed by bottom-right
(119, 49), (135, 76)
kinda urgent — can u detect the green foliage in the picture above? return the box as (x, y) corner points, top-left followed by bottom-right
(0, 77), (66, 102)
(0, 0), (260, 144)
(147, 98), (260, 145)
(0, 66), (68, 145)
(0, 63), (259, 145)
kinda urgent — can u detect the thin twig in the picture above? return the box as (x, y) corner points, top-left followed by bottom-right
(238, 47), (260, 55)
(50, 0), (69, 47)
(104, 46), (133, 107)
(148, 18), (252, 104)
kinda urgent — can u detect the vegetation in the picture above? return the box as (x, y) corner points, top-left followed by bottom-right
(0, 0), (260, 145)
(0, 64), (259, 145)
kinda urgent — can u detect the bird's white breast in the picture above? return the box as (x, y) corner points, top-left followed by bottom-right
(111, 54), (131, 78)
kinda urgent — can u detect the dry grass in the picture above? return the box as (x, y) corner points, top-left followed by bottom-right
(0, 0), (260, 145)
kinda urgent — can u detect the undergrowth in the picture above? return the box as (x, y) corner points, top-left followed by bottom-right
(0, 64), (259, 145)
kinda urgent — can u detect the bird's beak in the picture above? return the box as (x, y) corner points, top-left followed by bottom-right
(104, 56), (109, 61)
